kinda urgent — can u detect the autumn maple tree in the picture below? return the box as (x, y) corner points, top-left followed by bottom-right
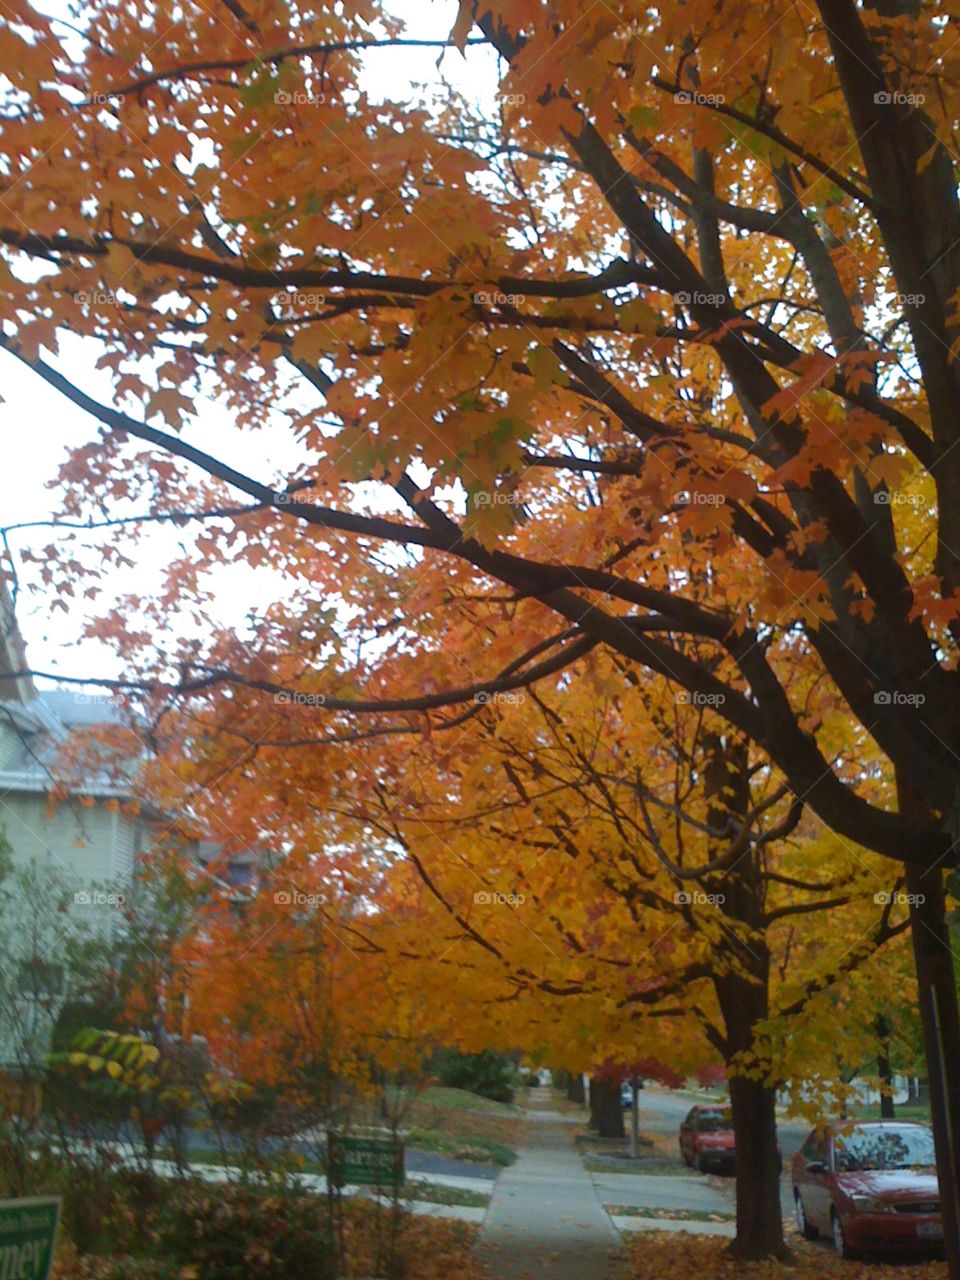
(4, 0), (960, 1265)
(168, 652), (915, 1258)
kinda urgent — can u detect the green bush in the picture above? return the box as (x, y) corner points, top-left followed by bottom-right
(157, 1182), (336, 1280)
(433, 1050), (515, 1104)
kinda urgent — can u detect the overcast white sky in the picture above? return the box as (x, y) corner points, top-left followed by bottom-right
(0, 0), (497, 684)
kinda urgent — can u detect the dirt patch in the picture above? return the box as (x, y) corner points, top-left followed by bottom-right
(575, 1130), (689, 1176)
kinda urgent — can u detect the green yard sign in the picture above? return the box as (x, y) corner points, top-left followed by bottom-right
(328, 1131), (405, 1190)
(0, 1197), (61, 1280)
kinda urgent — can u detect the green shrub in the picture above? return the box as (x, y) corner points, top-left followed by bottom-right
(157, 1181), (336, 1280)
(434, 1050), (515, 1104)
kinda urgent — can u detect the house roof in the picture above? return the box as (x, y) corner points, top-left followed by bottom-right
(0, 689), (137, 798)
(0, 587), (264, 882)
(0, 588), (139, 798)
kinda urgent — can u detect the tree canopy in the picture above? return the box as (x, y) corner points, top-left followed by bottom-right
(5, 0), (960, 1265)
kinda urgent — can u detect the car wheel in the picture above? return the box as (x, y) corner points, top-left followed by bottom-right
(697, 1153), (710, 1173)
(794, 1192), (818, 1240)
(832, 1211), (855, 1259)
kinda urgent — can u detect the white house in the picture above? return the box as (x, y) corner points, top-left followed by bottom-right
(0, 589), (258, 1083)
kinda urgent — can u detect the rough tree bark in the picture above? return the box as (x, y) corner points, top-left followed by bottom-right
(876, 1015), (896, 1120)
(566, 1072), (585, 1105)
(904, 842), (960, 1274)
(589, 1076), (624, 1139)
(704, 738), (787, 1261)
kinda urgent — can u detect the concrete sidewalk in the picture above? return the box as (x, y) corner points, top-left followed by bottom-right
(590, 1170), (731, 1214)
(476, 1088), (627, 1280)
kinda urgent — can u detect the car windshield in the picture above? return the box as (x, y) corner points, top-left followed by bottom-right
(835, 1127), (936, 1171)
(699, 1109), (733, 1132)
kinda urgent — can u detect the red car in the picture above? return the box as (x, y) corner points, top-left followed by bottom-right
(679, 1104), (736, 1173)
(792, 1121), (942, 1258)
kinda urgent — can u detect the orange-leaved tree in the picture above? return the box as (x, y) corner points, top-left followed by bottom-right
(148, 648), (916, 1258)
(3, 0), (960, 1265)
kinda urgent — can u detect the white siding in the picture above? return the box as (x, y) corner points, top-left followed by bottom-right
(111, 810), (139, 884)
(0, 793), (119, 887)
(0, 793), (131, 941)
(0, 720), (26, 770)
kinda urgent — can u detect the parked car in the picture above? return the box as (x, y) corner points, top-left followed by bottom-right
(679, 1104), (736, 1173)
(792, 1121), (942, 1259)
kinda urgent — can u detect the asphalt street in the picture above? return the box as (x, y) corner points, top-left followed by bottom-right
(628, 1086), (811, 1222)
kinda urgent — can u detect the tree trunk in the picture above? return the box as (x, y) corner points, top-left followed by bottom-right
(589, 1076), (624, 1138)
(727, 1072), (783, 1257)
(905, 855), (960, 1278)
(704, 734), (787, 1260)
(877, 1015), (896, 1119)
(566, 1072), (585, 1105)
(714, 967), (787, 1261)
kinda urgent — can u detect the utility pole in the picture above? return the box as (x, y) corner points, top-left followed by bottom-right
(630, 1077), (640, 1158)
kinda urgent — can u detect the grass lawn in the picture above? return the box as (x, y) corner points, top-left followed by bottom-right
(583, 1156), (692, 1176)
(153, 1148), (491, 1204)
(407, 1127), (516, 1167)
(157, 1145), (327, 1174)
(853, 1103), (932, 1123)
(543, 1089), (590, 1116)
(414, 1085), (523, 1114)
(609, 1205), (736, 1222)
(383, 1085), (523, 1166)
(407, 1181), (491, 1208)
(577, 1118), (690, 1176)
(173, 1085), (521, 1171)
